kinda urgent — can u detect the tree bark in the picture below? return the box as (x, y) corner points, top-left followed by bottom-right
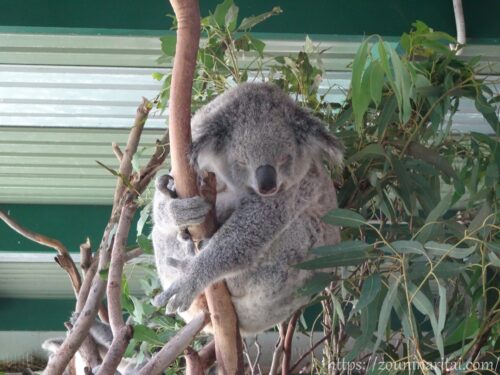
(167, 0), (244, 374)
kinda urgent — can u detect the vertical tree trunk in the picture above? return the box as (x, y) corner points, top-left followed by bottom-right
(167, 0), (244, 373)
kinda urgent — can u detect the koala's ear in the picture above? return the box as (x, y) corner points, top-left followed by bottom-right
(189, 123), (228, 168)
(294, 108), (344, 165)
(189, 132), (213, 167)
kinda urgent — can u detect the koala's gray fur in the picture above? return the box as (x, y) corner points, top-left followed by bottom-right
(152, 83), (343, 335)
(42, 317), (143, 375)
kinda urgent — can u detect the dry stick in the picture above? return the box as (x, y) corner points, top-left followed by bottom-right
(452, 0), (466, 54)
(289, 332), (332, 374)
(44, 100), (152, 375)
(281, 312), (300, 375)
(65, 322), (101, 371)
(179, 340), (216, 375)
(199, 340), (217, 369)
(0, 212), (107, 368)
(269, 326), (285, 375)
(79, 238), (92, 275)
(79, 239), (109, 323)
(0, 209), (82, 296)
(112, 97), (150, 210)
(137, 311), (210, 375)
(107, 204), (136, 336)
(167, 0), (244, 373)
(184, 340), (216, 375)
(185, 347), (204, 375)
(97, 325), (134, 375)
(97, 204), (138, 374)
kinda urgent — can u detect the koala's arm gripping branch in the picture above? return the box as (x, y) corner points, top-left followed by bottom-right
(190, 198), (290, 284)
(166, 0), (244, 374)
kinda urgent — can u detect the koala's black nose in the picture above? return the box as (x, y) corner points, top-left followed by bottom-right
(256, 165), (277, 195)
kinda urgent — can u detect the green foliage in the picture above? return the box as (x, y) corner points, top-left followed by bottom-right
(132, 3), (500, 370)
(297, 21), (499, 369)
(154, 0), (282, 112)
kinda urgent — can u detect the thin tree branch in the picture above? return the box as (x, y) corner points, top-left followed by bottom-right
(269, 323), (286, 375)
(112, 142), (123, 162)
(185, 347), (204, 375)
(137, 311), (210, 375)
(79, 238), (92, 275)
(0, 209), (81, 296)
(452, 0), (466, 55)
(97, 325), (134, 375)
(44, 98), (152, 375)
(289, 332), (332, 374)
(198, 340), (216, 370)
(64, 321), (101, 371)
(281, 312), (300, 375)
(107, 204), (135, 336)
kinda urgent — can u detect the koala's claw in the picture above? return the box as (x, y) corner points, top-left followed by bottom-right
(155, 175), (176, 197)
(169, 196), (211, 227)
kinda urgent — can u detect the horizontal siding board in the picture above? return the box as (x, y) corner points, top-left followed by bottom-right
(0, 260), (147, 299)
(1, 33), (499, 73)
(0, 41), (498, 205)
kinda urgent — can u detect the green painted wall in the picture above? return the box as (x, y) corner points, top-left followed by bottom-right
(0, 298), (74, 331)
(0, 204), (141, 253)
(0, 0), (498, 40)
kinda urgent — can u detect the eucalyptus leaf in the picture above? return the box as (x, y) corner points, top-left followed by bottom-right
(311, 240), (371, 257)
(346, 143), (387, 165)
(382, 240), (426, 256)
(369, 61), (385, 106)
(355, 273), (382, 312)
(373, 277), (400, 353)
(322, 208), (367, 228)
(425, 242), (477, 259)
(133, 324), (163, 346)
(238, 7), (282, 31)
(351, 40), (370, 132)
(297, 272), (333, 296)
(408, 282), (444, 358)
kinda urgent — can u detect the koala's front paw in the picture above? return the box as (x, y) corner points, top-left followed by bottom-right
(169, 196), (211, 228)
(152, 274), (201, 313)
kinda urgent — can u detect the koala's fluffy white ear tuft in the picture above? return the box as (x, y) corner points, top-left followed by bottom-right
(293, 108), (344, 165)
(189, 121), (230, 169)
(309, 128), (344, 166)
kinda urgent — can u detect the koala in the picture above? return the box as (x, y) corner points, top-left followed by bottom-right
(152, 82), (343, 335)
(42, 317), (143, 375)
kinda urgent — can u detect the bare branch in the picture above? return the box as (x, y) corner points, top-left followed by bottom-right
(281, 312), (300, 375)
(125, 247), (144, 262)
(289, 332), (331, 374)
(79, 238), (92, 274)
(269, 324), (286, 375)
(97, 325), (134, 375)
(198, 340), (216, 370)
(0, 209), (81, 296)
(65, 322), (101, 370)
(452, 0), (466, 54)
(137, 311), (210, 375)
(185, 347), (204, 375)
(44, 96), (152, 374)
(107, 204), (136, 336)
(112, 142), (123, 162)
(112, 97), (151, 209)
